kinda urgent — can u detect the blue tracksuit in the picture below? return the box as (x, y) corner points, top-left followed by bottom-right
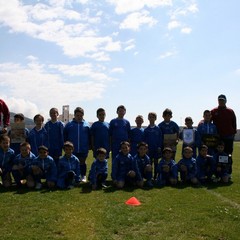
(27, 127), (48, 156)
(57, 154), (80, 189)
(88, 158), (108, 185)
(178, 157), (197, 181)
(45, 120), (64, 160)
(143, 125), (162, 160)
(30, 155), (57, 183)
(213, 152), (232, 178)
(64, 119), (90, 157)
(157, 158), (178, 185)
(0, 147), (15, 179)
(196, 154), (215, 182)
(109, 118), (131, 159)
(111, 152), (133, 182)
(133, 153), (152, 181)
(90, 121), (110, 158)
(12, 152), (36, 185)
(130, 127), (144, 157)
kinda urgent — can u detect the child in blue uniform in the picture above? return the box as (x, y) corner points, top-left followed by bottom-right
(130, 115), (144, 157)
(143, 112), (162, 180)
(0, 135), (15, 188)
(196, 145), (215, 183)
(88, 148), (108, 190)
(158, 108), (179, 159)
(157, 147), (178, 187)
(90, 108), (110, 159)
(213, 141), (232, 183)
(27, 114), (48, 156)
(133, 142), (153, 188)
(197, 110), (218, 155)
(12, 142), (36, 188)
(179, 117), (200, 158)
(30, 145), (57, 190)
(109, 105), (131, 161)
(57, 141), (81, 189)
(64, 107), (90, 182)
(178, 147), (198, 185)
(45, 108), (64, 164)
(111, 141), (136, 189)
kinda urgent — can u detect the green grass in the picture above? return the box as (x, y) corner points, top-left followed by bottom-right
(1, 143), (240, 239)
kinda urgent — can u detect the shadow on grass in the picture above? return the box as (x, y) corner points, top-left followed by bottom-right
(206, 180), (233, 190)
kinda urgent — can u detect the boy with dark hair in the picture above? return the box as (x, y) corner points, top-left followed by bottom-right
(57, 141), (81, 189)
(109, 105), (131, 161)
(64, 107), (91, 182)
(88, 147), (108, 190)
(0, 135), (15, 188)
(90, 108), (110, 159)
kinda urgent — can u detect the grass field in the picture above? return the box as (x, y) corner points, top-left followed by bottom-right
(0, 142), (240, 240)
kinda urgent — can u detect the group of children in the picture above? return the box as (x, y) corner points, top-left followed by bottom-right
(0, 105), (233, 191)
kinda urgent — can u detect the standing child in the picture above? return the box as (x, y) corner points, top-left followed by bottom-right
(197, 110), (218, 155)
(0, 135), (15, 188)
(143, 112), (162, 180)
(178, 147), (199, 185)
(109, 105), (131, 161)
(12, 142), (36, 188)
(27, 114), (48, 156)
(64, 107), (91, 182)
(158, 108), (179, 159)
(157, 147), (178, 187)
(196, 145), (215, 183)
(130, 115), (144, 157)
(179, 117), (200, 158)
(111, 141), (136, 189)
(88, 148), (108, 190)
(133, 142), (153, 188)
(8, 113), (29, 155)
(45, 108), (64, 164)
(90, 108), (110, 159)
(213, 141), (232, 183)
(30, 146), (57, 190)
(57, 141), (81, 189)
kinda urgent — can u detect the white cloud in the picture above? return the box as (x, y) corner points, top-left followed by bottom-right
(110, 67), (124, 73)
(120, 10), (157, 31)
(159, 51), (177, 59)
(181, 27), (192, 34)
(168, 20), (181, 30)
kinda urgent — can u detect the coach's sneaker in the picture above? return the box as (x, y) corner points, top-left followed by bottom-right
(35, 182), (42, 190)
(81, 176), (87, 183)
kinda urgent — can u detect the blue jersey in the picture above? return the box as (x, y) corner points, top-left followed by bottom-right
(0, 147), (15, 171)
(27, 127), (48, 156)
(196, 154), (215, 180)
(57, 154), (80, 188)
(64, 119), (90, 156)
(213, 152), (231, 177)
(197, 122), (218, 136)
(133, 154), (151, 181)
(31, 155), (57, 182)
(157, 158), (178, 182)
(14, 152), (36, 169)
(90, 121), (110, 158)
(89, 158), (108, 185)
(109, 118), (131, 158)
(111, 152), (133, 181)
(45, 120), (64, 159)
(178, 157), (197, 180)
(143, 125), (162, 159)
(130, 127), (144, 156)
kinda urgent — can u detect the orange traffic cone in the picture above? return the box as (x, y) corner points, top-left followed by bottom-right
(125, 197), (141, 206)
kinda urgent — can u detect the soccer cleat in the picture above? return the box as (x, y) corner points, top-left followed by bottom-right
(35, 182), (42, 190)
(81, 176), (87, 182)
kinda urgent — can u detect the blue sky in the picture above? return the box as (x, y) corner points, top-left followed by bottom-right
(0, 0), (239, 126)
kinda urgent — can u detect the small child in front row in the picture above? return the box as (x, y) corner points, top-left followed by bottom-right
(0, 135), (15, 188)
(111, 141), (136, 189)
(12, 142), (36, 188)
(157, 147), (178, 187)
(57, 141), (81, 189)
(29, 145), (57, 190)
(178, 147), (199, 185)
(88, 148), (108, 190)
(133, 142), (153, 188)
(196, 145), (215, 183)
(213, 142), (232, 183)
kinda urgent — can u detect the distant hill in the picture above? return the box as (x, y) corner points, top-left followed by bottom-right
(10, 112), (34, 127)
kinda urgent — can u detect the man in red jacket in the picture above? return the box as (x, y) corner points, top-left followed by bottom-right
(0, 99), (10, 134)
